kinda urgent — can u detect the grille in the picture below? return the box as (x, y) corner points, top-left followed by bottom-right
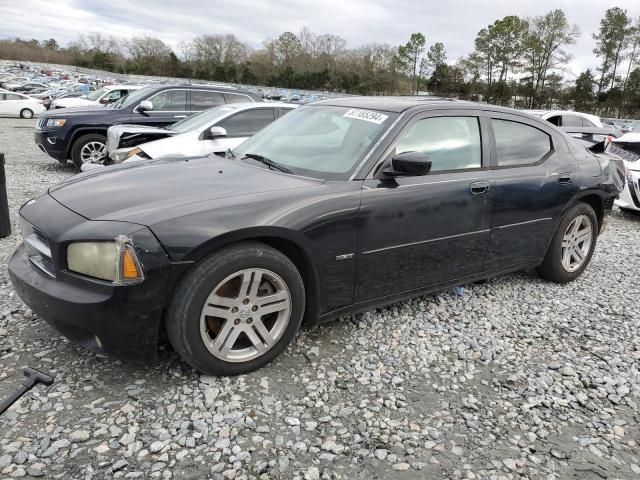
(21, 219), (55, 278)
(35, 117), (46, 130)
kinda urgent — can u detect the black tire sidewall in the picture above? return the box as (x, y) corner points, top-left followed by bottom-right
(71, 133), (106, 170)
(167, 243), (305, 376)
(20, 109), (33, 119)
(539, 202), (598, 283)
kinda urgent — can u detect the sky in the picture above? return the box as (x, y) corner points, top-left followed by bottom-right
(1, 0), (639, 79)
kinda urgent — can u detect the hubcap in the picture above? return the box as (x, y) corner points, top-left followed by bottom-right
(80, 141), (107, 164)
(200, 268), (291, 363)
(561, 215), (593, 273)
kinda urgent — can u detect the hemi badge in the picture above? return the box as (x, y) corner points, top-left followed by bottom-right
(336, 253), (354, 261)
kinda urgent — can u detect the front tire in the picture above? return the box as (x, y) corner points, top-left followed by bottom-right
(166, 242), (305, 376)
(20, 108), (34, 119)
(536, 202), (598, 283)
(70, 133), (107, 170)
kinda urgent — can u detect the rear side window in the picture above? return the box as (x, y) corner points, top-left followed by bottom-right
(223, 93), (254, 104)
(191, 91), (225, 110)
(562, 115), (584, 127)
(149, 89), (188, 111)
(2, 93), (23, 100)
(395, 116), (482, 172)
(218, 108), (276, 137)
(546, 115), (561, 126)
(492, 119), (551, 167)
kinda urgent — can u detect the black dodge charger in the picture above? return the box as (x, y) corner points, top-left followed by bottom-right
(9, 98), (625, 375)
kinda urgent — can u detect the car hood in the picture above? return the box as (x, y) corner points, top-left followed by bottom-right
(53, 98), (99, 108)
(42, 106), (114, 118)
(138, 132), (201, 159)
(48, 155), (321, 223)
(107, 124), (176, 152)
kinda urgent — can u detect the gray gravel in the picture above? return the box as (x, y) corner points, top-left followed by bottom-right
(1, 116), (639, 479)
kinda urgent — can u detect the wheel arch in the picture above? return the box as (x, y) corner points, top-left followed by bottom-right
(65, 128), (108, 159)
(179, 227), (322, 326)
(572, 191), (605, 232)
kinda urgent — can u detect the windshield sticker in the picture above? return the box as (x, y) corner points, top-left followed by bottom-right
(343, 109), (389, 124)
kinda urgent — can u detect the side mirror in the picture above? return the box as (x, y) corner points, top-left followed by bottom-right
(99, 97), (110, 104)
(383, 151), (431, 177)
(136, 100), (153, 113)
(204, 126), (227, 140)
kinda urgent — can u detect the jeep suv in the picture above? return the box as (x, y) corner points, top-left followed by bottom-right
(35, 84), (262, 168)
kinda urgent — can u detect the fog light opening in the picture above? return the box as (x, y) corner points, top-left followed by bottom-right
(94, 335), (103, 349)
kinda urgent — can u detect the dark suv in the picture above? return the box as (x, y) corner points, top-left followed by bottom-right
(35, 84), (262, 168)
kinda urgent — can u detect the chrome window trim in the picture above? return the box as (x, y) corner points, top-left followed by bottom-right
(350, 112), (407, 181)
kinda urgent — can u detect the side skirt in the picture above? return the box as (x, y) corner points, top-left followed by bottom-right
(317, 259), (543, 323)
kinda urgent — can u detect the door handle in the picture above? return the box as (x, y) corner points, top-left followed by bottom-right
(470, 181), (490, 195)
(174, 115), (187, 119)
(558, 173), (573, 184)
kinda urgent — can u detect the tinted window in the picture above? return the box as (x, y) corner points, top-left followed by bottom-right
(2, 93), (23, 100)
(492, 119), (551, 166)
(395, 117), (482, 172)
(149, 89), (188, 111)
(562, 115), (584, 127)
(191, 91), (225, 110)
(218, 109), (276, 137)
(224, 93), (254, 104)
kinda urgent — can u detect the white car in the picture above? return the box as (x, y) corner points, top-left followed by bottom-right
(0, 90), (45, 118)
(612, 132), (640, 213)
(51, 85), (143, 109)
(94, 103), (297, 168)
(524, 110), (603, 128)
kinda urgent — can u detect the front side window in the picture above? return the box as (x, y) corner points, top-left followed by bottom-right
(86, 87), (108, 101)
(395, 116), (482, 172)
(492, 119), (551, 167)
(149, 89), (188, 111)
(218, 109), (276, 137)
(232, 105), (397, 180)
(191, 91), (225, 110)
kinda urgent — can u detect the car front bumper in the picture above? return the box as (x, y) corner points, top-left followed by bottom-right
(9, 244), (167, 360)
(615, 172), (640, 212)
(34, 129), (66, 161)
(7, 194), (182, 361)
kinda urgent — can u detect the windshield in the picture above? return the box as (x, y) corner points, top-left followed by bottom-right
(232, 105), (396, 180)
(86, 87), (108, 101)
(170, 105), (239, 133)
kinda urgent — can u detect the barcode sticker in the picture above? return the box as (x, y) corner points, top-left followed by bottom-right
(343, 109), (389, 125)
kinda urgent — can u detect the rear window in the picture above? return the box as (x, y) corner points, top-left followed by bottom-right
(492, 119), (552, 166)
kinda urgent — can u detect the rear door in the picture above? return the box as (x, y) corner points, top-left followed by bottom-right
(190, 90), (226, 113)
(485, 113), (579, 269)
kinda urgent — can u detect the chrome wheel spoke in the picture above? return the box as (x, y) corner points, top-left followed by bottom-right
(245, 327), (267, 354)
(200, 267), (292, 363)
(575, 229), (591, 245)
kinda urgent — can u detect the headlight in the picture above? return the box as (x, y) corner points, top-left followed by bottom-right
(111, 147), (141, 163)
(46, 119), (66, 127)
(67, 235), (144, 284)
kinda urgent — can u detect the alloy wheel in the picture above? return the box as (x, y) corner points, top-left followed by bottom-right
(561, 214), (593, 273)
(80, 141), (107, 164)
(200, 268), (292, 363)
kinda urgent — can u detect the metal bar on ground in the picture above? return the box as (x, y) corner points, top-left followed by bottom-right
(0, 153), (10, 238)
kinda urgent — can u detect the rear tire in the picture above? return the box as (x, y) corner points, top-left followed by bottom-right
(20, 108), (34, 119)
(166, 242), (305, 376)
(70, 133), (107, 170)
(536, 203), (598, 283)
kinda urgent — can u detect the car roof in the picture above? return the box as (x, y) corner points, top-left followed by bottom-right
(312, 96), (528, 115)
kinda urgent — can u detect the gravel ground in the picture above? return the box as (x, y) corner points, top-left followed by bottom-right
(0, 116), (639, 480)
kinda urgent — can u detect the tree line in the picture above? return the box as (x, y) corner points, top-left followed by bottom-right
(1, 6), (639, 118)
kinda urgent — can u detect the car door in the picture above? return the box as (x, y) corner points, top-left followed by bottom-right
(484, 113), (579, 270)
(0, 93), (9, 114)
(133, 88), (190, 127)
(355, 111), (493, 302)
(207, 108), (277, 155)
